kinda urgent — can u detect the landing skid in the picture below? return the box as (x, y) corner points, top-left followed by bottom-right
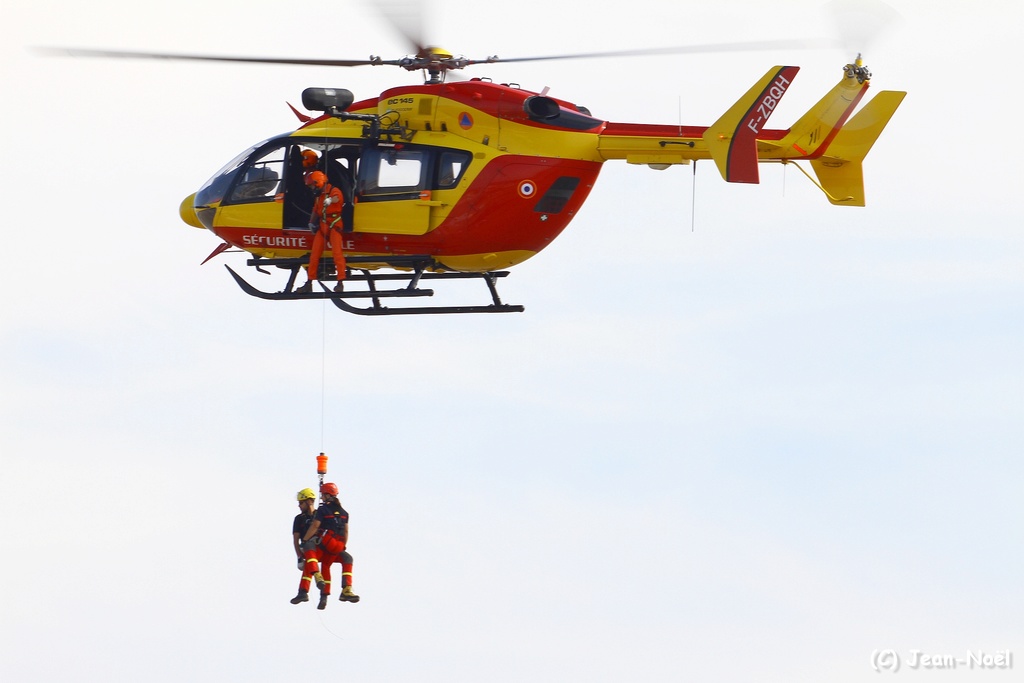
(225, 256), (524, 316)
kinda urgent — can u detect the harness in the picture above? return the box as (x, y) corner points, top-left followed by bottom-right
(319, 185), (344, 232)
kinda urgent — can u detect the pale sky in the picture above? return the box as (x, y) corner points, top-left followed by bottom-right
(2, 1), (1022, 681)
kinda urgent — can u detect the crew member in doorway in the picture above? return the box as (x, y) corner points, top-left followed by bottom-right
(296, 171), (346, 293)
(301, 482), (360, 607)
(290, 488), (323, 605)
(301, 149), (319, 176)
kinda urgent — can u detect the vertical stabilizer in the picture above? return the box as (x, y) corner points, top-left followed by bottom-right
(809, 90), (906, 206)
(703, 66), (800, 184)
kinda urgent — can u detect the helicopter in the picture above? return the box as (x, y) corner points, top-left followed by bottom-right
(54, 14), (905, 316)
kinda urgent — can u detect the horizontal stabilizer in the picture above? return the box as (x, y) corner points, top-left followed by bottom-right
(703, 66), (800, 184)
(810, 90), (906, 206)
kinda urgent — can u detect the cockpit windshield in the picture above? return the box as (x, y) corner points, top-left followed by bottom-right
(227, 146), (285, 202)
(194, 136), (281, 207)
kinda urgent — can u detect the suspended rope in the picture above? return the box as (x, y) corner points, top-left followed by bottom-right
(317, 610), (347, 641)
(318, 299), (329, 506)
(320, 298), (327, 452)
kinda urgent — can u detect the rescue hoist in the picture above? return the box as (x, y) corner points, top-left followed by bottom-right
(316, 452), (329, 503)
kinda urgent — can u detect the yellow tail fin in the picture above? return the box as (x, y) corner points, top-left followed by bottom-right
(809, 90), (907, 206)
(703, 66), (801, 184)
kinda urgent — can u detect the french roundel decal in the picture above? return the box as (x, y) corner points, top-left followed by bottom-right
(518, 180), (537, 198)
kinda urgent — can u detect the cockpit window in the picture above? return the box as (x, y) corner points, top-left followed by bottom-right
(227, 145), (285, 202)
(196, 136), (474, 213)
(194, 144), (257, 206)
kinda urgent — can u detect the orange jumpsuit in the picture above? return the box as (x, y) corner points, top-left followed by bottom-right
(302, 532), (351, 596)
(307, 183), (346, 282)
(299, 546), (324, 594)
(298, 505), (353, 597)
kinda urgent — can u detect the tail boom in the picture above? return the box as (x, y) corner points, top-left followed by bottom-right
(594, 59), (903, 206)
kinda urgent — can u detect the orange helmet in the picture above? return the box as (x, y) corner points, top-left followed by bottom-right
(305, 170), (327, 190)
(320, 482), (339, 496)
(301, 149), (319, 168)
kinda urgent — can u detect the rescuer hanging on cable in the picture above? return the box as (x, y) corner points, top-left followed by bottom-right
(290, 482), (359, 608)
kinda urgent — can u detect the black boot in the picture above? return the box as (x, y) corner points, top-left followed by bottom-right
(317, 592), (329, 610)
(290, 589), (309, 605)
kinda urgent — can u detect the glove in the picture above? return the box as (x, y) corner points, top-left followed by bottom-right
(297, 558), (305, 570)
(307, 222), (318, 232)
(323, 196), (334, 207)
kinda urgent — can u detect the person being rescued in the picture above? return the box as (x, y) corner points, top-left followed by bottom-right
(296, 170), (346, 293)
(290, 482), (360, 609)
(291, 488), (324, 604)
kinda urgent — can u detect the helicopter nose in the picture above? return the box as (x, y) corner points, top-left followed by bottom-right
(179, 193), (205, 229)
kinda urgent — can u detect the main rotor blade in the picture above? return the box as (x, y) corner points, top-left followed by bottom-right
(37, 47), (377, 68)
(372, 0), (428, 55)
(489, 39), (836, 64)
(39, 36), (839, 74)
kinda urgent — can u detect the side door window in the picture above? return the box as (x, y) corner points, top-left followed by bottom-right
(436, 150), (471, 189)
(353, 145), (430, 234)
(359, 147), (426, 199)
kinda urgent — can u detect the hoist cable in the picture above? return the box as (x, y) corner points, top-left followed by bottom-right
(320, 298), (327, 453)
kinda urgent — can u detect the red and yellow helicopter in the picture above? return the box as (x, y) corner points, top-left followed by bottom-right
(58, 14), (905, 315)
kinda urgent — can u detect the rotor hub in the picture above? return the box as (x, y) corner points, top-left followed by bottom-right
(844, 54), (872, 83)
